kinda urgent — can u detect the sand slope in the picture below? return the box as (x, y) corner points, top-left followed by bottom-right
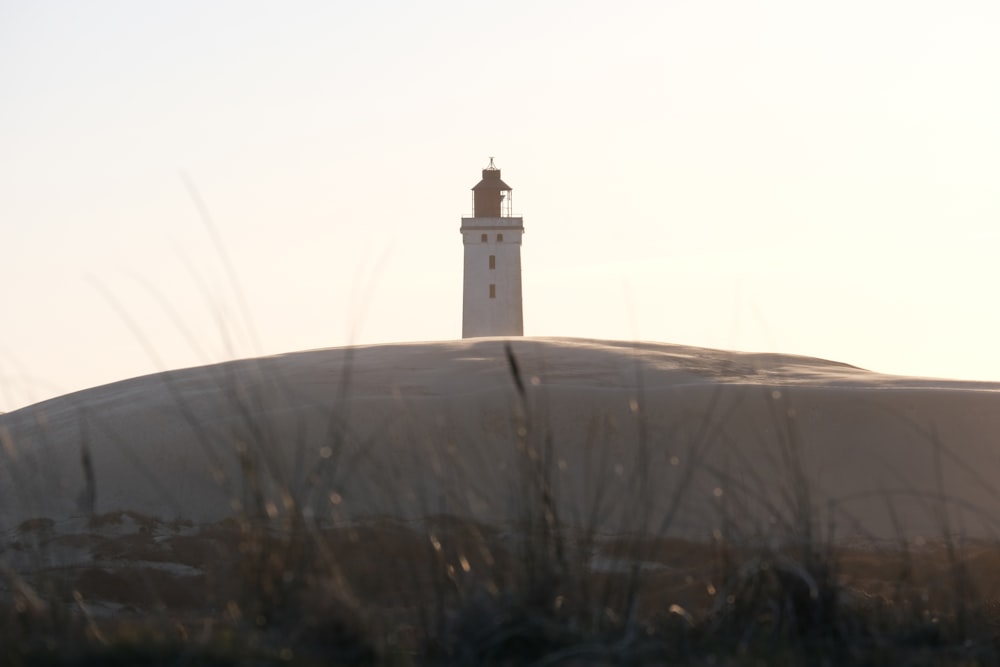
(3, 337), (1000, 543)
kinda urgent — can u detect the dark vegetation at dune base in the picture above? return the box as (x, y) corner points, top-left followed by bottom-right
(6, 512), (1000, 666)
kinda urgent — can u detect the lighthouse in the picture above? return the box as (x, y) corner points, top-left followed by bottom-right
(461, 158), (524, 338)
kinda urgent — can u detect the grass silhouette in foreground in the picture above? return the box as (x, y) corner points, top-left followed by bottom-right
(4, 340), (1000, 666)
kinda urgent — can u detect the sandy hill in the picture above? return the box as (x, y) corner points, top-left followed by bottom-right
(3, 337), (1000, 544)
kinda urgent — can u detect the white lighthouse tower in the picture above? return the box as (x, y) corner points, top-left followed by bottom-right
(461, 158), (524, 338)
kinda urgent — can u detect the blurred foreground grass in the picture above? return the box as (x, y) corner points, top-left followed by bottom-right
(4, 343), (1000, 666)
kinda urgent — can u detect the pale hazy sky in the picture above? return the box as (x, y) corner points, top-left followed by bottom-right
(2, 1), (999, 411)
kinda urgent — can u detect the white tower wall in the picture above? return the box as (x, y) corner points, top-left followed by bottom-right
(461, 217), (524, 338)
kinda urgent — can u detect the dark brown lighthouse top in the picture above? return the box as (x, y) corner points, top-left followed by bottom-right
(471, 160), (511, 217)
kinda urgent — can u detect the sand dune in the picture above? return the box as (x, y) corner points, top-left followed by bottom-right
(3, 337), (1000, 545)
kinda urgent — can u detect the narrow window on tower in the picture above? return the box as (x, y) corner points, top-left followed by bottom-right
(497, 233), (504, 242)
(481, 233), (487, 242)
(489, 284), (496, 299)
(489, 255), (496, 270)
